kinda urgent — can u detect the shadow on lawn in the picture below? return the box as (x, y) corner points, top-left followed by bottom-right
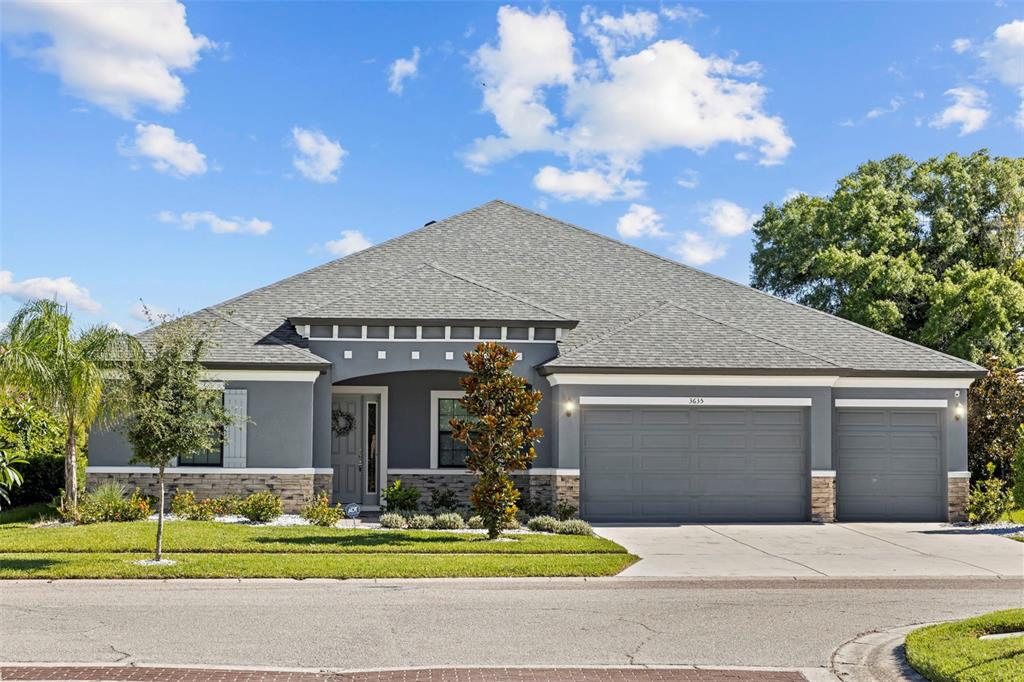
(0, 557), (61, 571)
(248, 531), (500, 548)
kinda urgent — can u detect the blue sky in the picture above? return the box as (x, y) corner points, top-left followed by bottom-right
(2, 1), (1021, 332)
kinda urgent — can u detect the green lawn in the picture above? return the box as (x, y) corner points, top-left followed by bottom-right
(0, 505), (635, 578)
(905, 609), (1024, 682)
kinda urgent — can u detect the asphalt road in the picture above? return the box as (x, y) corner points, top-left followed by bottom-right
(2, 578), (1021, 672)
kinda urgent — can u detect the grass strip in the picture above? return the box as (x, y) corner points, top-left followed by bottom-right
(905, 608), (1024, 682)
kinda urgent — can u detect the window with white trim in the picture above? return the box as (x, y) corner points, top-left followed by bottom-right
(437, 397), (471, 468)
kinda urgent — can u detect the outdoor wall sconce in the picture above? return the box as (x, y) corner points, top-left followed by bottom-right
(564, 400), (575, 417)
(954, 403), (964, 421)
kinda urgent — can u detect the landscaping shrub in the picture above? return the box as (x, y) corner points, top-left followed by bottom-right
(1013, 425), (1024, 510)
(77, 483), (151, 523)
(236, 491), (283, 523)
(467, 515), (486, 529)
(300, 491), (342, 527)
(209, 495), (240, 516)
(519, 493), (552, 518)
(170, 490), (216, 521)
(527, 515), (561, 533)
(555, 501), (578, 521)
(556, 519), (593, 535)
(407, 514), (434, 530)
(966, 463), (1013, 524)
(378, 512), (408, 529)
(382, 479), (420, 513)
(1, 395), (86, 506)
(429, 487), (460, 513)
(503, 517), (520, 530)
(432, 512), (466, 530)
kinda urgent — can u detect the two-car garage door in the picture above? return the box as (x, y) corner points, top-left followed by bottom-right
(581, 405), (809, 523)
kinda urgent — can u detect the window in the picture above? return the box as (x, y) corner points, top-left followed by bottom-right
(506, 327), (529, 340)
(366, 325), (389, 339)
(310, 324), (333, 338)
(479, 326), (501, 339)
(450, 326), (474, 339)
(534, 327), (556, 340)
(421, 326), (445, 339)
(338, 325), (361, 338)
(179, 392), (226, 466)
(435, 395), (471, 468)
(394, 325), (416, 339)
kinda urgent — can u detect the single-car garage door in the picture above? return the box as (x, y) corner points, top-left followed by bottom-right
(836, 408), (944, 521)
(580, 406), (809, 523)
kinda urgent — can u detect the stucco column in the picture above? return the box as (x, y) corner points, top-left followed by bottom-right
(809, 386), (836, 522)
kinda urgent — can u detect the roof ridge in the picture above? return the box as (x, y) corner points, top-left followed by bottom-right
(491, 199), (983, 373)
(425, 262), (572, 320)
(208, 309), (328, 364)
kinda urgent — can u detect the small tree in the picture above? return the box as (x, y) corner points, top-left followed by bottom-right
(968, 356), (1024, 481)
(115, 317), (229, 561)
(450, 342), (543, 539)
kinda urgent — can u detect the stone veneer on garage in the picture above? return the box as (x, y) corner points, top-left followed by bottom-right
(386, 472), (581, 512)
(947, 475), (969, 523)
(86, 471), (317, 513)
(810, 474), (836, 523)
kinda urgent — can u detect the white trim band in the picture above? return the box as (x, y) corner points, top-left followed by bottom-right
(548, 373), (975, 389)
(388, 468), (580, 477)
(834, 399), (948, 408)
(204, 370), (321, 383)
(947, 471), (972, 478)
(811, 470), (837, 478)
(88, 466), (331, 475)
(579, 396), (812, 407)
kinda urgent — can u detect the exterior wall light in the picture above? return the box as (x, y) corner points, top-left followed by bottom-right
(954, 403), (964, 421)
(565, 400), (575, 417)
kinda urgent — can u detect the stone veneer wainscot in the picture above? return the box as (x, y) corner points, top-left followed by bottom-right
(386, 471), (580, 511)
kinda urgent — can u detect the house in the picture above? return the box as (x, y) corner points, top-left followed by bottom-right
(89, 200), (984, 523)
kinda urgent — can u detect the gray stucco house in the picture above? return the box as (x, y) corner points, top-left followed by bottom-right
(90, 200), (984, 522)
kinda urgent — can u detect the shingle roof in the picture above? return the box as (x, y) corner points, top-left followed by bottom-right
(168, 200), (983, 375)
(296, 263), (571, 323)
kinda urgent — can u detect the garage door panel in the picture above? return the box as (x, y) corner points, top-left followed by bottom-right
(753, 409), (804, 426)
(640, 410), (691, 425)
(697, 432), (749, 449)
(837, 410), (887, 427)
(583, 453), (635, 473)
(891, 433), (941, 450)
(640, 476), (694, 495)
(890, 456), (941, 474)
(838, 432), (889, 450)
(890, 411), (940, 428)
(750, 476), (807, 495)
(583, 409), (636, 426)
(582, 432), (635, 449)
(640, 433), (687, 449)
(584, 476), (636, 495)
(697, 453), (748, 473)
(897, 476), (943, 495)
(639, 454), (691, 472)
(753, 454), (807, 473)
(695, 410), (748, 426)
(755, 433), (805, 450)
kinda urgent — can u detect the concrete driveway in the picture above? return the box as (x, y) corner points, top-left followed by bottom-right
(594, 523), (1024, 578)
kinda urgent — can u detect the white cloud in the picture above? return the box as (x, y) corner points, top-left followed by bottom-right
(616, 204), (667, 239)
(671, 232), (726, 266)
(700, 199), (758, 237)
(324, 230), (373, 257)
(675, 168), (699, 189)
(581, 7), (659, 64)
(930, 87), (990, 135)
(951, 38), (972, 54)
(533, 165), (645, 202)
(120, 123), (206, 176)
(466, 7), (793, 178)
(660, 5), (706, 24)
(981, 20), (1024, 87)
(388, 47), (420, 94)
(0, 270), (101, 313)
(2, 0), (212, 118)
(291, 127), (346, 183)
(160, 210), (272, 235)
(130, 301), (169, 323)
(865, 96), (904, 119)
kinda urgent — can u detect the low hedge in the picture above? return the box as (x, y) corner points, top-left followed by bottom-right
(905, 608), (1024, 682)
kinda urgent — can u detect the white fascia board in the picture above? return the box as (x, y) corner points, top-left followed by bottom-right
(204, 370), (320, 383)
(833, 377), (975, 389)
(947, 471), (972, 478)
(387, 468), (580, 476)
(89, 466), (329, 474)
(579, 396), (812, 407)
(811, 470), (837, 477)
(834, 399), (948, 408)
(549, 374), (840, 387)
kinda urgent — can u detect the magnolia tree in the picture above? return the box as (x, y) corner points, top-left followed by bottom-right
(451, 342), (543, 539)
(115, 317), (229, 562)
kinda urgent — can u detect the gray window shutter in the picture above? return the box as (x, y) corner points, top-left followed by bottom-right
(222, 389), (247, 468)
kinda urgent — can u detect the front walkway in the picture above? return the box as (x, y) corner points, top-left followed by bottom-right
(593, 523), (1024, 578)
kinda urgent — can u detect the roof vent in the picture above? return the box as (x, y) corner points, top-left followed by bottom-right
(423, 220), (436, 227)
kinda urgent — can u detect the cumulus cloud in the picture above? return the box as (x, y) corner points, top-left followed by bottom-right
(930, 87), (990, 135)
(324, 230), (373, 257)
(660, 5), (706, 24)
(0, 270), (101, 313)
(865, 96), (904, 119)
(700, 199), (758, 237)
(388, 47), (420, 94)
(2, 0), (212, 118)
(981, 20), (1024, 87)
(533, 165), (645, 202)
(159, 210), (272, 235)
(120, 123), (206, 176)
(675, 169), (699, 189)
(671, 232), (726, 266)
(291, 127), (346, 183)
(616, 204), (666, 239)
(465, 6), (793, 190)
(951, 38), (972, 54)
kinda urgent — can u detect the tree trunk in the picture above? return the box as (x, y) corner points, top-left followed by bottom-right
(155, 466), (165, 562)
(64, 416), (78, 514)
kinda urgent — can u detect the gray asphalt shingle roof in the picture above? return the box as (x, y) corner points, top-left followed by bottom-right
(173, 200), (982, 375)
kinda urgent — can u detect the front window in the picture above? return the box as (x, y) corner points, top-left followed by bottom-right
(437, 397), (471, 468)
(179, 439), (223, 466)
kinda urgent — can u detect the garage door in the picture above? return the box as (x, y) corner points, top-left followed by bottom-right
(580, 406), (809, 522)
(836, 409), (944, 521)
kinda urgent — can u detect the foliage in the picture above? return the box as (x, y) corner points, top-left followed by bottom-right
(407, 513), (434, 530)
(968, 357), (1024, 481)
(381, 479), (420, 513)
(111, 314), (230, 560)
(751, 151), (1024, 366)
(556, 519), (593, 536)
(432, 512), (466, 530)
(428, 487), (460, 513)
(905, 609), (1024, 682)
(0, 300), (137, 513)
(76, 483), (152, 524)
(300, 491), (343, 527)
(1013, 426), (1024, 510)
(208, 495), (240, 516)
(466, 515), (486, 530)
(0, 449), (27, 509)
(0, 394), (87, 506)
(519, 493), (552, 518)
(966, 463), (1013, 525)
(527, 515), (562, 533)
(236, 491), (283, 523)
(451, 342), (544, 539)
(555, 501), (579, 521)
(378, 512), (408, 529)
(170, 490), (216, 521)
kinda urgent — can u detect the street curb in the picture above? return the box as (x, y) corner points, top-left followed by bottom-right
(830, 624), (935, 681)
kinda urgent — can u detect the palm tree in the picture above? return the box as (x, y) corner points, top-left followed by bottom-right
(0, 300), (137, 514)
